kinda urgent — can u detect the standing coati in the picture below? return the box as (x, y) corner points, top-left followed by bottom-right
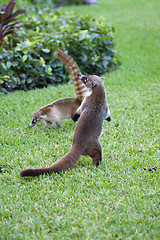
(20, 73), (110, 177)
(28, 50), (86, 128)
(73, 74), (111, 123)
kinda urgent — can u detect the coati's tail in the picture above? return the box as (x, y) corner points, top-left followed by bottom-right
(20, 146), (81, 177)
(54, 49), (86, 102)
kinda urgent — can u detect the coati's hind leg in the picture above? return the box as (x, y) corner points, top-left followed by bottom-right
(86, 140), (102, 167)
(54, 121), (62, 128)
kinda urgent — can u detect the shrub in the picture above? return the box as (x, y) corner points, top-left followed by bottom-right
(29, 0), (83, 7)
(53, 0), (83, 6)
(0, 8), (118, 92)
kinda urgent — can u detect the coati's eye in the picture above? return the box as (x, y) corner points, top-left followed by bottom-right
(92, 81), (97, 88)
(32, 118), (37, 124)
(81, 76), (88, 83)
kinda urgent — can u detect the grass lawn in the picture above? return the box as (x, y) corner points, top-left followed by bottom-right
(0, 0), (160, 239)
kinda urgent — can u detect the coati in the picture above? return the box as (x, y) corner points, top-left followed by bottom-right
(73, 74), (111, 123)
(28, 50), (86, 128)
(28, 98), (82, 129)
(20, 73), (110, 177)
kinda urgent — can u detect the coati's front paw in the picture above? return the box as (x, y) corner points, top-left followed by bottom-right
(72, 113), (80, 122)
(45, 121), (52, 129)
(105, 116), (111, 122)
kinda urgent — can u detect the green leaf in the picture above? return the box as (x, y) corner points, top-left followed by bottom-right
(6, 61), (12, 68)
(42, 49), (50, 53)
(40, 57), (45, 67)
(7, 70), (14, 76)
(0, 87), (7, 94)
(1, 75), (10, 79)
(1, 62), (7, 69)
(22, 55), (28, 62)
(12, 61), (19, 66)
(90, 33), (99, 42)
(45, 66), (52, 75)
(27, 78), (33, 84)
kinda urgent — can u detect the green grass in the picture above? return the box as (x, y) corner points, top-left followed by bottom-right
(0, 0), (160, 239)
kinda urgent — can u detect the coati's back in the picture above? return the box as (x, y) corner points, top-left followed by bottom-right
(54, 50), (86, 102)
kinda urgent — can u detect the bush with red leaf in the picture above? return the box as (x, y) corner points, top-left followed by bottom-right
(0, 0), (26, 49)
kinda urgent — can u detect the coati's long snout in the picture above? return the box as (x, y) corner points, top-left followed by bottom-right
(105, 109), (111, 122)
(78, 73), (91, 87)
(28, 111), (42, 128)
(77, 73), (88, 84)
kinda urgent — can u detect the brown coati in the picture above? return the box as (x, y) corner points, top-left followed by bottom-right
(28, 98), (82, 129)
(73, 74), (111, 123)
(20, 73), (110, 177)
(28, 50), (86, 129)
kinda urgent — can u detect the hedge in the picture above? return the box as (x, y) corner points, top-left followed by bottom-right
(0, 7), (118, 92)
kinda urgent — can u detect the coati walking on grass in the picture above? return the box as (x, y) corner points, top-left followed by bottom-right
(28, 50), (86, 129)
(20, 73), (110, 177)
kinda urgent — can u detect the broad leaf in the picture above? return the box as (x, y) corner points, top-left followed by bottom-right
(0, 0), (25, 48)
(0, 12), (6, 23)
(4, 0), (15, 18)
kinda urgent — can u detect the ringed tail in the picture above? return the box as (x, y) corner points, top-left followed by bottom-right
(54, 49), (86, 102)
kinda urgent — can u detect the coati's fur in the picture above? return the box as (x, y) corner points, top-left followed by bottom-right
(28, 50), (86, 128)
(73, 74), (111, 123)
(20, 73), (110, 177)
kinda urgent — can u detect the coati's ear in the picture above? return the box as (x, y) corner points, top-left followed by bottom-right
(92, 81), (97, 88)
(77, 73), (82, 78)
(39, 111), (44, 116)
(101, 77), (104, 81)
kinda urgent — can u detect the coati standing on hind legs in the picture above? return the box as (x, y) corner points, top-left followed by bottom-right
(20, 73), (110, 177)
(28, 50), (86, 129)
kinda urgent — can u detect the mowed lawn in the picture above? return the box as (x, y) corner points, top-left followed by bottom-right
(0, 0), (159, 239)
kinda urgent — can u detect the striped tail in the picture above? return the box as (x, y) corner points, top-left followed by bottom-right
(54, 49), (86, 102)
